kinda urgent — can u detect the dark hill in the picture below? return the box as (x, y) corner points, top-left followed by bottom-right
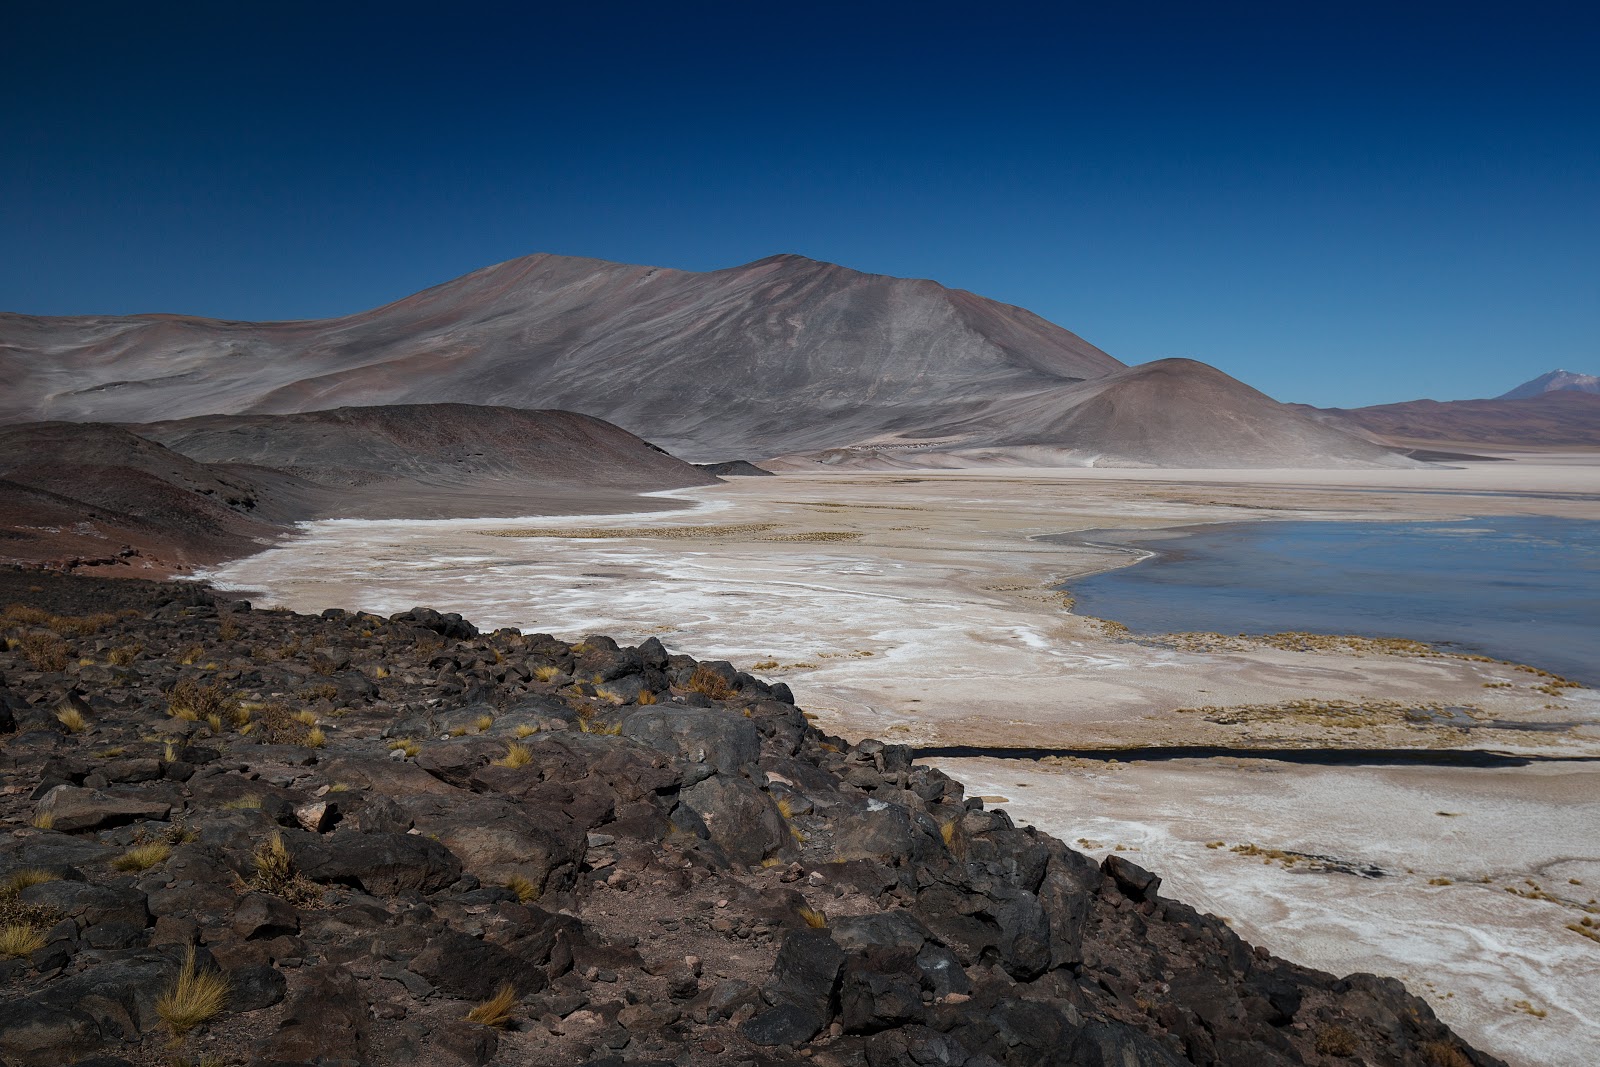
(0, 406), (715, 572)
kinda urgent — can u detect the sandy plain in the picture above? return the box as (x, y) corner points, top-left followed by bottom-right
(202, 454), (1600, 1066)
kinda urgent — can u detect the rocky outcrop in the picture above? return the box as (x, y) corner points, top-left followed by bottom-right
(0, 568), (1501, 1065)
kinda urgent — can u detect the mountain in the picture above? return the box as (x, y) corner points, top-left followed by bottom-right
(0, 406), (713, 572)
(811, 359), (1418, 469)
(0, 252), (1408, 467)
(1499, 369), (1600, 399)
(1311, 392), (1600, 449)
(0, 254), (1122, 461)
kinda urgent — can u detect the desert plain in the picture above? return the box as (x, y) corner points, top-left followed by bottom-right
(198, 451), (1600, 1067)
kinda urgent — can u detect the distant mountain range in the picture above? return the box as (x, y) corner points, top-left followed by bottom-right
(0, 253), (1413, 469)
(1303, 368), (1600, 449)
(1499, 369), (1600, 399)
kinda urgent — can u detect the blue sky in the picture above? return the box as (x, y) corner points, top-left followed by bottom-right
(3, 1), (1595, 406)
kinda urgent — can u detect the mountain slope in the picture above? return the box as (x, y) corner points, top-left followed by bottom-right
(0, 406), (716, 571)
(132, 404), (717, 496)
(1499, 369), (1600, 399)
(0, 254), (1123, 460)
(809, 359), (1419, 469)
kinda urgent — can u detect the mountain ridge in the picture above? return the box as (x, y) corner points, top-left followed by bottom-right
(1, 252), (1412, 467)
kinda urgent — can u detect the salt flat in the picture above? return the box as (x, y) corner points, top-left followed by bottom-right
(203, 454), (1600, 1066)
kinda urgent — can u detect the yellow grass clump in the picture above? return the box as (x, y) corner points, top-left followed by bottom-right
(798, 905), (828, 929)
(0, 924), (47, 959)
(112, 841), (172, 872)
(55, 706), (88, 734)
(466, 982), (518, 1027)
(0, 868), (58, 896)
(504, 874), (539, 903)
(156, 946), (229, 1036)
(494, 742), (533, 768)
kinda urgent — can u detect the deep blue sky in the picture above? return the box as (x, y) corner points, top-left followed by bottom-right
(3, 1), (1595, 407)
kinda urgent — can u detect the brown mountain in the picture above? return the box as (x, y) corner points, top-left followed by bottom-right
(1307, 392), (1600, 449)
(0, 254), (1123, 461)
(810, 359), (1419, 469)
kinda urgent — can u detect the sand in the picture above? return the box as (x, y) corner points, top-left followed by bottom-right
(201, 453), (1600, 1066)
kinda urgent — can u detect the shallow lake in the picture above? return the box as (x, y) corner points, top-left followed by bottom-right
(1059, 516), (1600, 685)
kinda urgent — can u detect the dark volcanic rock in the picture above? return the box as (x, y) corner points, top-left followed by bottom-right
(0, 570), (1505, 1067)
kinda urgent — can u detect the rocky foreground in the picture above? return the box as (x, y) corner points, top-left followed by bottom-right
(0, 569), (1498, 1067)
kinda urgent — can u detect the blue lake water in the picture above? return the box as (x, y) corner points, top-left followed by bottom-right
(1059, 516), (1600, 685)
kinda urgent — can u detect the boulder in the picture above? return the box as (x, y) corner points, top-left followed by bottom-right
(0, 1001), (101, 1066)
(33, 786), (171, 833)
(620, 707), (759, 776)
(678, 775), (787, 865)
(253, 964), (370, 1066)
(290, 829), (462, 895)
(1104, 854), (1162, 903)
(408, 929), (547, 1000)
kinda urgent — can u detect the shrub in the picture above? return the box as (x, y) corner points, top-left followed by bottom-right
(1420, 1040), (1473, 1067)
(168, 679), (235, 722)
(1314, 1024), (1358, 1056)
(18, 633), (69, 672)
(156, 946), (229, 1036)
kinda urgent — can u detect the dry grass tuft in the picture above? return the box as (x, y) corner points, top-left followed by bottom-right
(685, 665), (737, 700)
(504, 874), (539, 903)
(798, 905), (828, 929)
(0, 924), (47, 959)
(108, 644), (141, 666)
(475, 713), (495, 732)
(157, 946), (229, 1036)
(466, 982), (518, 1027)
(513, 723), (539, 738)
(112, 841), (172, 872)
(532, 664), (562, 683)
(636, 689), (657, 705)
(29, 812), (54, 831)
(305, 726), (326, 748)
(389, 738), (422, 758)
(55, 706), (88, 733)
(493, 742), (534, 768)
(0, 869), (58, 896)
